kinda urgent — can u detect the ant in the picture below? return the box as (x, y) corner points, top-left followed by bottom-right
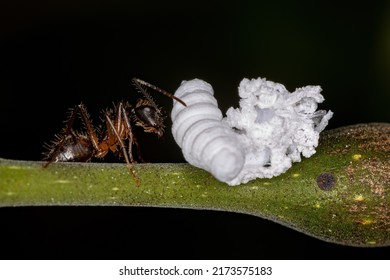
(42, 78), (186, 186)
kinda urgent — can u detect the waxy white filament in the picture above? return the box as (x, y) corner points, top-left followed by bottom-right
(172, 78), (333, 185)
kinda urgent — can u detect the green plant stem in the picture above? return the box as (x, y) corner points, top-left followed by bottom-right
(0, 123), (389, 247)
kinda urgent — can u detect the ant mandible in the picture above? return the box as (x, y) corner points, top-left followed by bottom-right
(42, 78), (186, 186)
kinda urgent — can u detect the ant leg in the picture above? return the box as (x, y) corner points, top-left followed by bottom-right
(105, 114), (140, 187)
(77, 103), (100, 151)
(132, 135), (145, 163)
(43, 105), (80, 167)
(120, 105), (145, 163)
(116, 103), (135, 163)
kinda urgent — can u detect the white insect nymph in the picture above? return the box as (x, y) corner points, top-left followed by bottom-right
(172, 77), (333, 186)
(171, 79), (245, 182)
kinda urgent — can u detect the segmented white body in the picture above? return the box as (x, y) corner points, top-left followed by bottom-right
(171, 79), (245, 183)
(172, 77), (333, 186)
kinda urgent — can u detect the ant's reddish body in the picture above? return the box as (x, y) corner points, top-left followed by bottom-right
(43, 78), (186, 186)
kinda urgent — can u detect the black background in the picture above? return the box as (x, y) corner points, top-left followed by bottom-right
(0, 0), (389, 259)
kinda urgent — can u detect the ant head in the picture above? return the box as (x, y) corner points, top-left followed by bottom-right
(134, 99), (165, 138)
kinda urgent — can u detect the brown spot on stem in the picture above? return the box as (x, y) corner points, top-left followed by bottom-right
(316, 173), (337, 191)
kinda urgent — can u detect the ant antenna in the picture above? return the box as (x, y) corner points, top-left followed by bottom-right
(132, 78), (187, 107)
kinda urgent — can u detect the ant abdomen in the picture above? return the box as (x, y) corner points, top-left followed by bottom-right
(57, 135), (94, 162)
(44, 133), (94, 163)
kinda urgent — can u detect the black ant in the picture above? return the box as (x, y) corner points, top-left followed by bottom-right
(43, 78), (186, 186)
